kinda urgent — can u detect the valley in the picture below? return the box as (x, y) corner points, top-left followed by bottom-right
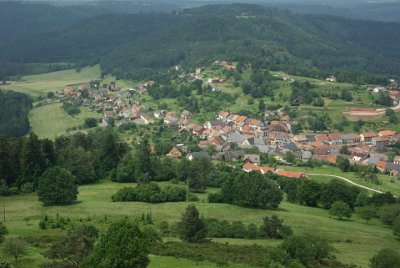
(1, 3), (400, 268)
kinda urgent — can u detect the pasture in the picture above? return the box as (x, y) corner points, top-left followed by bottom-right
(29, 102), (101, 139)
(282, 165), (400, 196)
(2, 66), (101, 98)
(0, 180), (399, 267)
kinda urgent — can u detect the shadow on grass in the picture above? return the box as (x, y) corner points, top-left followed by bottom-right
(42, 200), (82, 207)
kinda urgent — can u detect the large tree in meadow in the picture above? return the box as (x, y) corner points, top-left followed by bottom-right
(82, 219), (150, 268)
(37, 166), (78, 205)
(178, 205), (207, 243)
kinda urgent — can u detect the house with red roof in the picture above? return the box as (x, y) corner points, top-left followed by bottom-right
(360, 132), (376, 143)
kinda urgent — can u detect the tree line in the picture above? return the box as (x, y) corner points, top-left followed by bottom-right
(0, 90), (32, 137)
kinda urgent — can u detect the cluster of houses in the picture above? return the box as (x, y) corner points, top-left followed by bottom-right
(160, 109), (400, 178)
(55, 67), (400, 179)
(58, 81), (157, 127)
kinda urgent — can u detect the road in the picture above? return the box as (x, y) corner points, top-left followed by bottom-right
(306, 173), (384, 194)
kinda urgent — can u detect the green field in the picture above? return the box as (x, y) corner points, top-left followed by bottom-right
(2, 66), (102, 98)
(1, 180), (399, 268)
(281, 165), (400, 196)
(29, 102), (102, 139)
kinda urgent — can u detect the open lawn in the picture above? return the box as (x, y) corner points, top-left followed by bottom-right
(281, 165), (400, 196)
(2, 66), (101, 98)
(1, 180), (399, 267)
(29, 102), (101, 139)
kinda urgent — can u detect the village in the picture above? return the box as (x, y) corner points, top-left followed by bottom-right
(52, 61), (400, 181)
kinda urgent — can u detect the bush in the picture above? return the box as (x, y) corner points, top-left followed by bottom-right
(280, 235), (334, 266)
(84, 118), (98, 128)
(208, 192), (225, 203)
(259, 215), (292, 239)
(20, 182), (34, 194)
(204, 216), (292, 240)
(186, 192), (199, 202)
(216, 172), (283, 209)
(329, 201), (352, 220)
(62, 102), (80, 116)
(112, 183), (186, 203)
(379, 204), (400, 225)
(370, 248), (400, 268)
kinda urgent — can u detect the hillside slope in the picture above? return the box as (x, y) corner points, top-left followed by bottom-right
(1, 4), (400, 80)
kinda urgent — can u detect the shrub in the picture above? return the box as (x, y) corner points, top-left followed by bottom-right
(208, 192), (225, 203)
(84, 118), (98, 128)
(112, 183), (186, 203)
(379, 204), (400, 225)
(370, 248), (400, 268)
(329, 201), (352, 220)
(187, 192), (199, 202)
(280, 235), (334, 266)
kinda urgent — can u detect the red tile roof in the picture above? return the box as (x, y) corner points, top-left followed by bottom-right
(276, 170), (305, 179)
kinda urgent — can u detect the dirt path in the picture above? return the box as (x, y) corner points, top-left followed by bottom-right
(344, 105), (400, 121)
(306, 173), (384, 194)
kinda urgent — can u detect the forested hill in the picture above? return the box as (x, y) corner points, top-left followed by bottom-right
(0, 2), (91, 46)
(1, 4), (400, 81)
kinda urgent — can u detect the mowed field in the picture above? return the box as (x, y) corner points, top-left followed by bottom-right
(1, 180), (399, 268)
(29, 102), (102, 139)
(280, 165), (400, 197)
(2, 66), (102, 98)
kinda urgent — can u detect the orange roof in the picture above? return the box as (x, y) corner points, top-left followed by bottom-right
(242, 124), (252, 131)
(376, 160), (388, 170)
(362, 132), (375, 138)
(394, 156), (400, 162)
(322, 155), (337, 164)
(219, 111), (230, 118)
(312, 141), (325, 148)
(328, 133), (342, 140)
(236, 116), (247, 122)
(224, 65), (237, 70)
(242, 162), (261, 172)
(243, 163), (276, 175)
(166, 147), (182, 159)
(249, 119), (261, 126)
(276, 170), (305, 179)
(316, 135), (329, 141)
(379, 130), (396, 137)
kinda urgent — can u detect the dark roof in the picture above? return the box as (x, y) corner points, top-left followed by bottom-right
(189, 151), (210, 159)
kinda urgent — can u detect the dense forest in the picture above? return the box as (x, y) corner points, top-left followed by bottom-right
(0, 90), (32, 137)
(0, 4), (399, 81)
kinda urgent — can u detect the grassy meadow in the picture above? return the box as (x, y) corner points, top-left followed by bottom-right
(29, 102), (102, 139)
(2, 66), (102, 98)
(1, 180), (399, 267)
(281, 165), (400, 196)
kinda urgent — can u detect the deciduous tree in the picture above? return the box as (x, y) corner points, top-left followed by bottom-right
(37, 166), (78, 205)
(82, 219), (150, 268)
(370, 248), (400, 268)
(329, 201), (352, 220)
